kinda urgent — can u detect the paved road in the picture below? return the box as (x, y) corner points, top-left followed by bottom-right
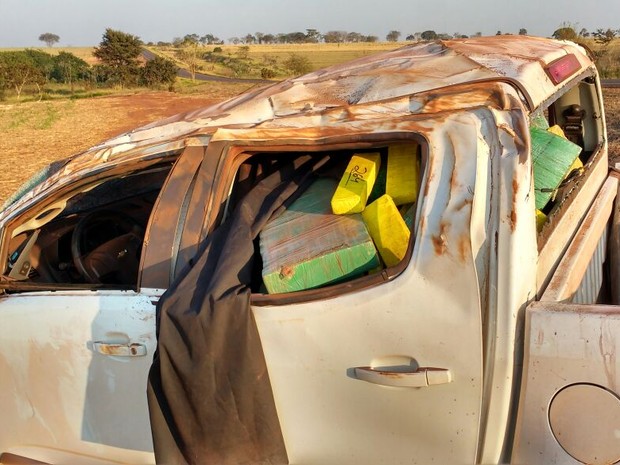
(141, 49), (271, 85)
(175, 67), (270, 84)
(143, 49), (620, 88)
(602, 79), (620, 88)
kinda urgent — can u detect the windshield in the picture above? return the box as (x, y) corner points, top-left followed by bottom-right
(1, 158), (69, 212)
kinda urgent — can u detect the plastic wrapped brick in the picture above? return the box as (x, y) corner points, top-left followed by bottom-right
(400, 203), (416, 229)
(536, 209), (547, 232)
(331, 153), (381, 214)
(531, 126), (582, 210)
(386, 144), (419, 205)
(260, 178), (380, 294)
(362, 194), (410, 267)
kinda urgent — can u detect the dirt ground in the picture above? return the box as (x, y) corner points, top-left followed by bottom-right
(0, 88), (619, 205)
(604, 88), (620, 158)
(0, 91), (245, 203)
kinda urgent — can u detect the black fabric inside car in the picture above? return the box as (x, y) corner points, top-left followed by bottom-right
(147, 154), (330, 465)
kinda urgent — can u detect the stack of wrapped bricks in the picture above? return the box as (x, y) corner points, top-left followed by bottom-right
(259, 144), (419, 294)
(530, 117), (583, 231)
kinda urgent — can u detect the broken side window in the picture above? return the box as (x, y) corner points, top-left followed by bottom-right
(3, 159), (178, 290)
(531, 76), (605, 239)
(533, 75), (608, 296)
(218, 142), (423, 299)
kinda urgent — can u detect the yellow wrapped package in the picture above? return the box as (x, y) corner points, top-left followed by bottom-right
(547, 125), (566, 138)
(362, 194), (410, 267)
(567, 157), (583, 175)
(331, 153), (381, 214)
(386, 144), (419, 205)
(536, 209), (547, 232)
(548, 124), (584, 177)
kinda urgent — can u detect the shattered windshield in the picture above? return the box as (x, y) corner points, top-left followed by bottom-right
(1, 158), (69, 211)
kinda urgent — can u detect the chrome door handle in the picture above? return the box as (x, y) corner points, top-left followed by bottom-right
(92, 341), (147, 357)
(354, 366), (452, 387)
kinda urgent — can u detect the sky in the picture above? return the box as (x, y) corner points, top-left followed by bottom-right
(0, 0), (619, 47)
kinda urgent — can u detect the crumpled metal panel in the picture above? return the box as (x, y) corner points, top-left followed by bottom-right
(0, 36), (591, 223)
(252, 109), (491, 464)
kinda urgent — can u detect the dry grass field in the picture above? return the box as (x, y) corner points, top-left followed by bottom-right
(605, 88), (620, 156)
(0, 86), (619, 205)
(149, 42), (401, 79)
(0, 83), (255, 203)
(209, 42), (400, 70)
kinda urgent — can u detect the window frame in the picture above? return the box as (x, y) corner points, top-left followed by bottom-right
(0, 154), (181, 293)
(186, 131), (429, 306)
(533, 70), (608, 294)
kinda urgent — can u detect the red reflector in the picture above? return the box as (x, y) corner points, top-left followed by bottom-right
(545, 54), (581, 85)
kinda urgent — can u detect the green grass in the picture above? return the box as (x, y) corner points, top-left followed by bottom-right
(36, 102), (61, 129)
(173, 78), (259, 98)
(0, 83), (132, 105)
(1, 99), (74, 131)
(6, 107), (31, 129)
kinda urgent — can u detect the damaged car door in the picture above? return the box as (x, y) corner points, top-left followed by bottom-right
(201, 124), (487, 464)
(0, 151), (193, 464)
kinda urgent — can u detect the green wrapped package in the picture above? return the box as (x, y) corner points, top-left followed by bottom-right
(400, 203), (417, 229)
(530, 114), (550, 130)
(531, 127), (582, 210)
(367, 157), (387, 205)
(260, 178), (380, 294)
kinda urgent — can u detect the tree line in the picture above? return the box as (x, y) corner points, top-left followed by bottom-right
(159, 29), (381, 46)
(550, 25), (620, 77)
(0, 29), (179, 101)
(552, 25), (619, 44)
(158, 28), (533, 46)
(33, 24), (620, 49)
(4, 24), (620, 101)
(157, 29), (463, 46)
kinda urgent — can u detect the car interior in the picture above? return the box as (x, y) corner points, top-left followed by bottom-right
(218, 144), (421, 298)
(4, 161), (176, 288)
(532, 75), (606, 245)
(3, 140), (424, 299)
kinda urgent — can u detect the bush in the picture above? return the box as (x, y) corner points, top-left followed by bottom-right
(260, 67), (276, 79)
(237, 45), (250, 59)
(141, 56), (178, 88)
(213, 46), (223, 53)
(51, 52), (90, 86)
(227, 60), (251, 76)
(92, 63), (140, 87)
(0, 51), (47, 99)
(23, 49), (55, 80)
(284, 53), (312, 76)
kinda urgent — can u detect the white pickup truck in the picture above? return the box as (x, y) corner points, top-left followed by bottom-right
(0, 35), (618, 465)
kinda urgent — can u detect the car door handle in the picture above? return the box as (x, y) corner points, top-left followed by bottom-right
(92, 341), (147, 357)
(354, 366), (452, 387)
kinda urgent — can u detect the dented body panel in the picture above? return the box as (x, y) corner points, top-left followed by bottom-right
(0, 290), (162, 464)
(0, 36), (588, 223)
(0, 36), (616, 464)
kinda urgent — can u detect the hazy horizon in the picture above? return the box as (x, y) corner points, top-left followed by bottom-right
(1, 0), (619, 48)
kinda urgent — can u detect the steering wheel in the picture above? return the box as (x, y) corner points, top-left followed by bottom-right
(71, 211), (145, 284)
